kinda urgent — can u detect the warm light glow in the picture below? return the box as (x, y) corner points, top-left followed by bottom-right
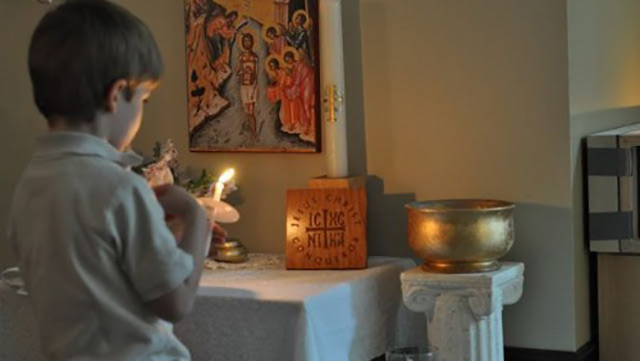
(421, 220), (442, 239)
(212, 168), (236, 201)
(218, 168), (235, 183)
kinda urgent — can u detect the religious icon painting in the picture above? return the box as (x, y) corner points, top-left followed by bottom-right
(184, 0), (320, 152)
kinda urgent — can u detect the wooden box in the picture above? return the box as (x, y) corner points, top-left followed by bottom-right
(285, 176), (367, 269)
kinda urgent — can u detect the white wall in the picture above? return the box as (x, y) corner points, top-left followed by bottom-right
(568, 0), (640, 355)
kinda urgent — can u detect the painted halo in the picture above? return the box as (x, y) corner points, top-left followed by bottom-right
(282, 46), (300, 68)
(265, 54), (285, 76)
(261, 22), (282, 43)
(291, 9), (312, 29)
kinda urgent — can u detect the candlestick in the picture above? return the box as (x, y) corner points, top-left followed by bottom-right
(203, 168), (235, 256)
(320, 0), (348, 178)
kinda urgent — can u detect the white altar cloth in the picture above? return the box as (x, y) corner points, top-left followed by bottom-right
(175, 255), (426, 361)
(1, 255), (425, 361)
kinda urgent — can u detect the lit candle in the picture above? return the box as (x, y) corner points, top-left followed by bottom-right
(203, 168), (235, 256)
(320, 0), (348, 178)
(212, 168), (235, 201)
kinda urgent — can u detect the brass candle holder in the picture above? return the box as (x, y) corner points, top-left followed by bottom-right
(210, 238), (248, 263)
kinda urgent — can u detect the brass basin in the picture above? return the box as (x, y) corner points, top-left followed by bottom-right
(406, 199), (514, 273)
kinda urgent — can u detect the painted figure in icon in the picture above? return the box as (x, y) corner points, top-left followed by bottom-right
(263, 24), (287, 56)
(283, 47), (315, 141)
(286, 10), (313, 66)
(207, 10), (248, 70)
(266, 55), (293, 132)
(185, 1), (246, 131)
(237, 32), (259, 139)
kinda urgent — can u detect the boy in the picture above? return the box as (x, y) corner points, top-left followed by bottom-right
(7, 1), (211, 360)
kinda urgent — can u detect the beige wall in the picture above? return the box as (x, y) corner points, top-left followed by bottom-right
(362, 0), (571, 208)
(360, 0), (575, 351)
(568, 0), (640, 116)
(0, 2), (48, 267)
(0, 0), (592, 352)
(568, 0), (640, 356)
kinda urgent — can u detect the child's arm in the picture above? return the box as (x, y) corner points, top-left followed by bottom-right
(143, 185), (209, 322)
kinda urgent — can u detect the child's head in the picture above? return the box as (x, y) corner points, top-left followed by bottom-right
(28, 0), (163, 147)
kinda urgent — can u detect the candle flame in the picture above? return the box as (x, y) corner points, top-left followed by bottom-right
(218, 168), (235, 183)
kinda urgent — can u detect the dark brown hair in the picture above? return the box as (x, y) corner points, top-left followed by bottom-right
(28, 0), (163, 126)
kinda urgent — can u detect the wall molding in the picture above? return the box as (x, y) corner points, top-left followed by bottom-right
(505, 341), (597, 361)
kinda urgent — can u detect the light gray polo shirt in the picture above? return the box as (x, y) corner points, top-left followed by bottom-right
(7, 132), (194, 361)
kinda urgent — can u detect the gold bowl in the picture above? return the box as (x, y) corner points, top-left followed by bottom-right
(211, 238), (248, 263)
(406, 199), (514, 273)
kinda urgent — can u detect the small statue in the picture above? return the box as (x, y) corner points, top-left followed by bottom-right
(142, 139), (178, 187)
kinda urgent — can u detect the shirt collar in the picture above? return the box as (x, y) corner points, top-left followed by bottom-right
(34, 132), (143, 168)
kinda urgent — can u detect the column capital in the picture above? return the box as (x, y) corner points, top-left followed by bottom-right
(401, 262), (524, 320)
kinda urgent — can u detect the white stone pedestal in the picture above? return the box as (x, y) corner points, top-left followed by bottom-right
(400, 262), (524, 361)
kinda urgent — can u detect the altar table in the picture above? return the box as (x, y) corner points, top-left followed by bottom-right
(1, 255), (426, 361)
(175, 255), (426, 361)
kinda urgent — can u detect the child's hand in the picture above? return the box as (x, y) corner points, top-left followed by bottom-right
(211, 222), (228, 244)
(153, 184), (202, 220)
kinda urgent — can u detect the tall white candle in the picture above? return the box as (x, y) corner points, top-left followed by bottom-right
(320, 0), (348, 178)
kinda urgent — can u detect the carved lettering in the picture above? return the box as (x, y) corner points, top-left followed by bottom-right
(307, 232), (319, 248)
(310, 211), (323, 227)
(327, 233), (345, 248)
(286, 188), (366, 269)
(328, 211), (344, 227)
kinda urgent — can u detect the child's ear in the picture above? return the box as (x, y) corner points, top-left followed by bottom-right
(104, 79), (128, 113)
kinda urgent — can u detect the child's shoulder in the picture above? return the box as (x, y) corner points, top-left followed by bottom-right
(87, 163), (150, 199)
(69, 165), (155, 222)
(71, 156), (141, 188)
(49, 157), (151, 208)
